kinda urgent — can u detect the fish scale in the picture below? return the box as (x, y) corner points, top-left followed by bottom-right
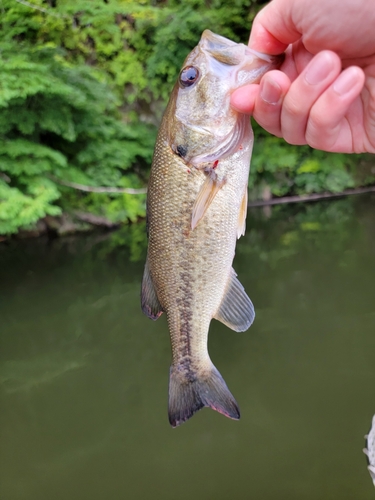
(141, 30), (283, 427)
(147, 125), (249, 354)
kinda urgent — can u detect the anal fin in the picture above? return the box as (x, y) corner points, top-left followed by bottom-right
(214, 268), (255, 331)
(191, 174), (225, 230)
(141, 257), (163, 320)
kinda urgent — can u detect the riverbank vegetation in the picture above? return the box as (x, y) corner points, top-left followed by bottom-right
(0, 0), (374, 236)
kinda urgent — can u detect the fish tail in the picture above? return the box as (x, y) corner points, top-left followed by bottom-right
(168, 363), (240, 427)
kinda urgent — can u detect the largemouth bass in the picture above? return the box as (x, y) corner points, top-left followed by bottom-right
(141, 30), (283, 427)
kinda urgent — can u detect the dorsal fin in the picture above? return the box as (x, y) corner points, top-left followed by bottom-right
(214, 268), (255, 331)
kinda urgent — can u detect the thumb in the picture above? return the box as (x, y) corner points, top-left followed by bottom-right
(249, 0), (302, 54)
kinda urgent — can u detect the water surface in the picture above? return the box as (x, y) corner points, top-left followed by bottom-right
(1, 195), (375, 499)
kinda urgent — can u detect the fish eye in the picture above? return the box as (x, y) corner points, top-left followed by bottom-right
(179, 66), (199, 88)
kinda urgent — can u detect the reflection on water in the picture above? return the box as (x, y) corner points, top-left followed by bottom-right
(1, 195), (375, 500)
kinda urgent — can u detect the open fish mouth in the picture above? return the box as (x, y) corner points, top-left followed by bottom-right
(245, 48), (285, 64)
(202, 30), (284, 70)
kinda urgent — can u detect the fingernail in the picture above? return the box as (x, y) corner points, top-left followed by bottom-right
(305, 52), (334, 85)
(260, 78), (282, 105)
(333, 67), (360, 95)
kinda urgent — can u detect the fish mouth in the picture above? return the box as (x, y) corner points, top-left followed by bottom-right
(201, 30), (285, 71)
(245, 48), (285, 66)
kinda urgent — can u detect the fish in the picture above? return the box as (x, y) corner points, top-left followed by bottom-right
(141, 30), (283, 427)
(364, 414), (375, 486)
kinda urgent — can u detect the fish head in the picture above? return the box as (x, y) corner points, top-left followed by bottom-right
(167, 30), (284, 166)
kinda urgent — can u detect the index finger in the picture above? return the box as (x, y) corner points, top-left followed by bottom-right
(249, 0), (302, 54)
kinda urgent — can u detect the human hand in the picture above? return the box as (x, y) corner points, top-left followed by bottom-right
(231, 0), (375, 154)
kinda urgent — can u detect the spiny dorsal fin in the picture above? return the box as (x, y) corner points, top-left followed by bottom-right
(214, 268), (255, 331)
(191, 175), (225, 230)
(237, 188), (248, 239)
(141, 257), (163, 320)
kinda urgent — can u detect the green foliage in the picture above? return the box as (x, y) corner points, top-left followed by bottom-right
(0, 177), (61, 234)
(0, 36), (153, 234)
(0, 0), (373, 235)
(144, 0), (254, 100)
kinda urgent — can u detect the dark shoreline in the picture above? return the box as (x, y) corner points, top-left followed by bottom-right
(2, 186), (375, 243)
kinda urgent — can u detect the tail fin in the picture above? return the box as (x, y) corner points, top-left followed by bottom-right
(168, 363), (240, 427)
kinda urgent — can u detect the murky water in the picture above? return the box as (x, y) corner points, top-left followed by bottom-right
(1, 195), (375, 500)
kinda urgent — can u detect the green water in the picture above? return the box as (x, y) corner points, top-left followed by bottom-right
(1, 195), (374, 500)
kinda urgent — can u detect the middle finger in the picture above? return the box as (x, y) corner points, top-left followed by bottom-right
(281, 51), (342, 145)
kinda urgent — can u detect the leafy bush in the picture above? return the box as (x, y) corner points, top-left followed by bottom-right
(0, 39), (153, 234)
(0, 0), (373, 235)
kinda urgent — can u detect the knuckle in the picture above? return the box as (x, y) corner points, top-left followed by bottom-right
(284, 136), (307, 146)
(254, 108), (282, 137)
(305, 119), (336, 150)
(309, 106), (331, 130)
(282, 95), (303, 119)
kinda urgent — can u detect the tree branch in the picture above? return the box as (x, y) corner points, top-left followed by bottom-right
(73, 211), (119, 227)
(15, 0), (69, 18)
(0, 173), (11, 183)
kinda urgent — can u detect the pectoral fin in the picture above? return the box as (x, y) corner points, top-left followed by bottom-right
(141, 257), (163, 320)
(237, 188), (248, 239)
(214, 268), (255, 331)
(191, 175), (225, 230)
